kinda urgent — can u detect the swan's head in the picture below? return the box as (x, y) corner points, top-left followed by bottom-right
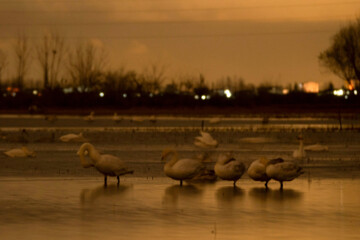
(161, 148), (175, 161)
(77, 142), (93, 156)
(217, 152), (235, 164)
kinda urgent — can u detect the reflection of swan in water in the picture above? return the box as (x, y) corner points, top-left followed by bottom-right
(248, 187), (303, 203)
(215, 186), (244, 205)
(214, 153), (245, 187)
(4, 146), (36, 157)
(81, 183), (132, 204)
(161, 149), (205, 186)
(77, 143), (134, 186)
(162, 184), (202, 207)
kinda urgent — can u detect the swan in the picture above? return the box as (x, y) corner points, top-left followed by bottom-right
(149, 115), (157, 123)
(44, 115), (58, 123)
(84, 111), (94, 122)
(112, 113), (122, 123)
(208, 117), (221, 124)
(161, 149), (205, 186)
(214, 153), (245, 186)
(4, 146), (36, 158)
(293, 135), (306, 159)
(304, 143), (328, 152)
(77, 143), (134, 186)
(131, 116), (144, 122)
(247, 157), (271, 188)
(60, 133), (88, 142)
(194, 131), (218, 148)
(265, 158), (304, 189)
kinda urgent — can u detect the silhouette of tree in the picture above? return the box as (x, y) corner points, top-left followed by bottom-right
(13, 32), (31, 89)
(319, 18), (360, 87)
(0, 50), (8, 90)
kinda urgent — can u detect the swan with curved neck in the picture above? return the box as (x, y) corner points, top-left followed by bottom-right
(77, 143), (134, 186)
(194, 131), (218, 148)
(265, 157), (304, 189)
(247, 157), (271, 188)
(161, 149), (205, 186)
(214, 153), (245, 187)
(4, 146), (36, 158)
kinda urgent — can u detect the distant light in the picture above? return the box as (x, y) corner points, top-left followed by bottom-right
(149, 93), (153, 97)
(11, 92), (16, 97)
(354, 90), (358, 95)
(63, 87), (73, 94)
(282, 89), (289, 95)
(201, 95), (206, 100)
(224, 89), (232, 98)
(206, 95), (211, 99)
(99, 92), (105, 97)
(333, 89), (344, 96)
(194, 95), (199, 100)
(136, 93), (141, 97)
(123, 93), (127, 98)
(3, 93), (6, 97)
(345, 95), (348, 99)
(32, 90), (38, 95)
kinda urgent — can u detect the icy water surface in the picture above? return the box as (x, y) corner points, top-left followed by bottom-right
(0, 177), (359, 240)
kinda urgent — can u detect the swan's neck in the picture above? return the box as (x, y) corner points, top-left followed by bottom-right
(164, 151), (178, 168)
(78, 143), (101, 167)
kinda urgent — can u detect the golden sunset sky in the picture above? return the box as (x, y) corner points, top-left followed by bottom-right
(1, 0), (360, 88)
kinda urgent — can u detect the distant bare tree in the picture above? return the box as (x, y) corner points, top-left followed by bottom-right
(14, 33), (31, 89)
(0, 50), (8, 89)
(319, 17), (360, 87)
(36, 31), (66, 90)
(67, 41), (107, 90)
(140, 64), (166, 94)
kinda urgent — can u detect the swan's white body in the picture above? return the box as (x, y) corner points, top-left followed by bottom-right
(84, 112), (94, 122)
(4, 146), (36, 158)
(161, 149), (205, 186)
(304, 143), (328, 151)
(60, 133), (88, 142)
(293, 138), (306, 159)
(44, 115), (58, 123)
(265, 158), (304, 189)
(214, 153), (245, 186)
(247, 157), (271, 187)
(77, 143), (133, 185)
(209, 117), (221, 124)
(112, 113), (122, 123)
(131, 116), (144, 122)
(194, 131), (218, 148)
(149, 115), (157, 123)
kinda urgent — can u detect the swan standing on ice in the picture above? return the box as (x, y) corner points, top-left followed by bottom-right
(161, 149), (205, 186)
(84, 111), (95, 122)
(194, 131), (218, 148)
(265, 158), (304, 189)
(4, 146), (36, 158)
(293, 135), (306, 159)
(214, 153), (245, 187)
(60, 133), (88, 142)
(77, 143), (134, 186)
(247, 157), (271, 188)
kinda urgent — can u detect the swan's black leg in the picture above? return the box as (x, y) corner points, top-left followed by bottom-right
(280, 181), (283, 190)
(104, 176), (107, 187)
(117, 176), (120, 185)
(265, 180), (269, 188)
(180, 180), (183, 186)
(233, 180), (237, 188)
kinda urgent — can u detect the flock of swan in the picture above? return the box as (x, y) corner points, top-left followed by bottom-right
(3, 123), (329, 189)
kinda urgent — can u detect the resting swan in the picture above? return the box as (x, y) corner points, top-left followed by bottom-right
(84, 111), (94, 122)
(60, 133), (88, 142)
(265, 158), (304, 189)
(304, 143), (328, 151)
(194, 131), (218, 148)
(247, 157), (271, 188)
(4, 146), (36, 158)
(214, 153), (245, 187)
(77, 143), (134, 186)
(161, 149), (205, 186)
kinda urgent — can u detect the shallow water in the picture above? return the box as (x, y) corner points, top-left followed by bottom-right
(0, 177), (359, 240)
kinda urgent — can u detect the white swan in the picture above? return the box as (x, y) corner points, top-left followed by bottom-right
(112, 113), (122, 123)
(161, 149), (205, 186)
(208, 117), (221, 124)
(131, 116), (144, 122)
(60, 133), (88, 142)
(44, 115), (58, 123)
(214, 153), (245, 186)
(149, 115), (157, 123)
(293, 135), (306, 159)
(4, 146), (36, 158)
(265, 158), (304, 189)
(84, 111), (94, 122)
(77, 143), (134, 186)
(194, 131), (218, 148)
(247, 157), (271, 188)
(304, 143), (328, 152)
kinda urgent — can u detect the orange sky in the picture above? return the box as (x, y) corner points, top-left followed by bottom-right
(1, 0), (360, 88)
